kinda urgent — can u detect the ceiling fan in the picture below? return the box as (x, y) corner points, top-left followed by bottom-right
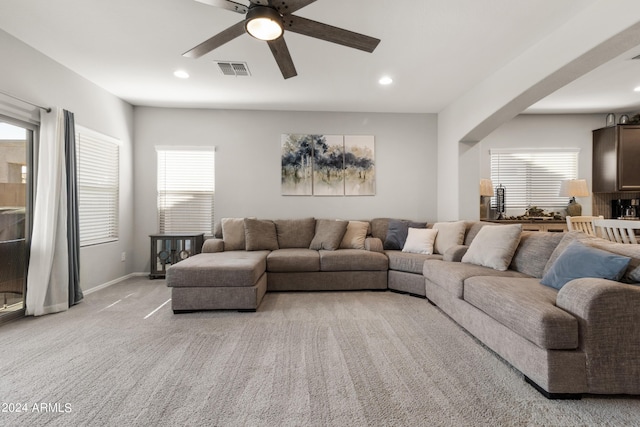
(183, 0), (381, 79)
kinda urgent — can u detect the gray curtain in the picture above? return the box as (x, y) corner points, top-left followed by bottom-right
(64, 110), (82, 306)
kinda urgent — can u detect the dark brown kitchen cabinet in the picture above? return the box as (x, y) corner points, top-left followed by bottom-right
(593, 125), (640, 192)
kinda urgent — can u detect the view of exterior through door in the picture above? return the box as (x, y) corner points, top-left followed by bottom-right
(0, 119), (31, 323)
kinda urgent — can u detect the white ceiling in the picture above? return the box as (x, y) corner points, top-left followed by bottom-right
(2, 0), (640, 114)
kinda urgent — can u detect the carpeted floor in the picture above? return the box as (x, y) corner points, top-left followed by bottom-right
(0, 276), (638, 426)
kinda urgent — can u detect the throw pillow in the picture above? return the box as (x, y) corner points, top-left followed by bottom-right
(540, 240), (631, 290)
(432, 221), (466, 255)
(578, 238), (640, 283)
(244, 218), (279, 251)
(275, 217), (316, 248)
(384, 219), (409, 250)
(340, 220), (370, 249)
(461, 224), (522, 271)
(383, 219), (427, 250)
(309, 219), (349, 251)
(542, 231), (594, 277)
(402, 228), (439, 255)
(221, 217), (246, 251)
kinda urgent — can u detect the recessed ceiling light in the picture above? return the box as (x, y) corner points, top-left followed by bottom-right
(174, 70), (190, 79)
(379, 76), (393, 85)
(634, 86), (640, 92)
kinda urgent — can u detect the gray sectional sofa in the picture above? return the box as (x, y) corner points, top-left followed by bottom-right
(166, 217), (640, 398)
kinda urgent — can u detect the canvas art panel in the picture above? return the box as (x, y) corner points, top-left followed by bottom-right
(281, 134), (375, 196)
(281, 134), (313, 195)
(344, 135), (375, 196)
(313, 135), (344, 196)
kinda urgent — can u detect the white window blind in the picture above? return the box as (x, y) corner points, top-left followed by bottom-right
(76, 127), (120, 246)
(157, 147), (215, 234)
(490, 149), (579, 210)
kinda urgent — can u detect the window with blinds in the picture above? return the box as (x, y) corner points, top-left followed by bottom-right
(157, 147), (215, 234)
(76, 127), (120, 246)
(490, 149), (579, 211)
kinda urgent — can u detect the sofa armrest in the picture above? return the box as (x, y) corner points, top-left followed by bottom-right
(202, 238), (224, 253)
(365, 237), (384, 253)
(443, 245), (469, 262)
(556, 278), (640, 394)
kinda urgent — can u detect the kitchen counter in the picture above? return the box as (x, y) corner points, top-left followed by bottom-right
(487, 219), (567, 232)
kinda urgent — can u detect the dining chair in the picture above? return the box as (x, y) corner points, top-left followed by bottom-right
(565, 215), (603, 236)
(592, 218), (640, 244)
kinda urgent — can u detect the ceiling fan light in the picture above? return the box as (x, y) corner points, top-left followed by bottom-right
(245, 6), (283, 41)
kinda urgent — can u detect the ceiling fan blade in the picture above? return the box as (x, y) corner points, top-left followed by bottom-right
(284, 15), (380, 53)
(267, 38), (297, 79)
(183, 21), (246, 59)
(268, 0), (317, 14)
(194, 0), (247, 14)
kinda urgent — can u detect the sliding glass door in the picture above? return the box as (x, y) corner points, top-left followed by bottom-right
(0, 116), (33, 324)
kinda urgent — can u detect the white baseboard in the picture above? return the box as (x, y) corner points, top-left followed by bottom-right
(83, 272), (150, 295)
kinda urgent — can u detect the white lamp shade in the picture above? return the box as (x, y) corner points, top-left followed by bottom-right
(559, 179), (589, 197)
(479, 179), (494, 196)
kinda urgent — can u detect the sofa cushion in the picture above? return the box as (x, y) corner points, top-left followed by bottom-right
(320, 249), (388, 271)
(309, 219), (349, 251)
(244, 218), (279, 251)
(509, 231), (563, 278)
(461, 224), (522, 271)
(402, 228), (438, 254)
(387, 251), (443, 274)
(423, 259), (530, 299)
(464, 276), (579, 350)
(166, 251), (269, 288)
(432, 221), (466, 255)
(221, 217), (247, 251)
(340, 220), (370, 249)
(370, 218), (389, 242)
(275, 217), (316, 248)
(541, 240), (630, 290)
(267, 249), (320, 272)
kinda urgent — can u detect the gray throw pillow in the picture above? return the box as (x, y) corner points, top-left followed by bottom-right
(309, 219), (349, 251)
(244, 218), (279, 251)
(461, 224), (522, 271)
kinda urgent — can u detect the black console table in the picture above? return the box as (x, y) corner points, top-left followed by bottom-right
(149, 233), (204, 279)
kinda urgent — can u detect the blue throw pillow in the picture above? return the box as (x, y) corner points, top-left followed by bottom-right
(540, 240), (631, 290)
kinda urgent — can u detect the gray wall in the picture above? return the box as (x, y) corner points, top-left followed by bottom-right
(0, 29), (135, 292)
(133, 107), (437, 272)
(479, 114), (604, 217)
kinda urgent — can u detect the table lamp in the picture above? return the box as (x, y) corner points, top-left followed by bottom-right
(479, 179), (494, 219)
(559, 179), (589, 216)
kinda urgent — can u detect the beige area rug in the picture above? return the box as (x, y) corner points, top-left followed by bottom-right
(0, 277), (638, 426)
